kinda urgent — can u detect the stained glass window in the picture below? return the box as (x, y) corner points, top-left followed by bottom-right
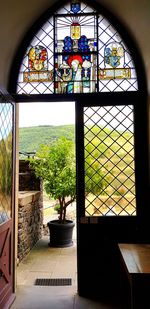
(17, 1), (138, 94)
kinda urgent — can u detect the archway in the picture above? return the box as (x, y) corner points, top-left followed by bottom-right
(8, 0), (149, 301)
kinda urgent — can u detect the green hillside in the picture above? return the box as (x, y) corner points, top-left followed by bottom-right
(19, 124), (133, 158)
(19, 125), (75, 154)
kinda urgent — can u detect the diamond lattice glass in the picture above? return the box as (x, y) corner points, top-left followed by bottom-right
(0, 103), (13, 223)
(84, 105), (136, 216)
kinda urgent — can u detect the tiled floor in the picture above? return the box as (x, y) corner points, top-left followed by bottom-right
(11, 285), (119, 309)
(16, 236), (77, 287)
(11, 235), (122, 309)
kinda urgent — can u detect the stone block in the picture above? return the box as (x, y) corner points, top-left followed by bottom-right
(17, 190), (43, 263)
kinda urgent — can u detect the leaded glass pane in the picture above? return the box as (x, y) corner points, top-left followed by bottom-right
(17, 1), (138, 94)
(98, 17), (138, 91)
(17, 18), (54, 94)
(84, 105), (136, 216)
(0, 103), (13, 223)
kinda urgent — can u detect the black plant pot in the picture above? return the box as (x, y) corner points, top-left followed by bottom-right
(47, 219), (75, 247)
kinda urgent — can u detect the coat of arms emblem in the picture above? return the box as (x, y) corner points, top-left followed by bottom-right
(104, 42), (124, 68)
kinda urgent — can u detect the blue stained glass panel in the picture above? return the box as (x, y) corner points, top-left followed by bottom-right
(71, 2), (81, 13)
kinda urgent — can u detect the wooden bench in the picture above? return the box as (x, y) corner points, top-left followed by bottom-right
(118, 243), (150, 309)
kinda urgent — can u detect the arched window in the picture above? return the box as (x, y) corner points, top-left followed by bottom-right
(15, 1), (138, 95)
(8, 0), (148, 225)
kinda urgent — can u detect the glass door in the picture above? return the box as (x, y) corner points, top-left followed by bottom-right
(0, 93), (15, 308)
(76, 96), (138, 298)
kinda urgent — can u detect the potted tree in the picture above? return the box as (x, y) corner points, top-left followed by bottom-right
(30, 137), (76, 247)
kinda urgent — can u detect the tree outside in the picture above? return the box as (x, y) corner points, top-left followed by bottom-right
(30, 137), (76, 223)
(30, 136), (109, 223)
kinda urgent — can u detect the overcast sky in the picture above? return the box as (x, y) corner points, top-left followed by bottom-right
(19, 102), (75, 127)
(19, 102), (133, 133)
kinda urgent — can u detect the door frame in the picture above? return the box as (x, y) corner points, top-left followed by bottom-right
(11, 90), (149, 295)
(0, 88), (16, 307)
(7, 0), (149, 297)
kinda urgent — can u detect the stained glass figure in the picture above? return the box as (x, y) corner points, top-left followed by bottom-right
(55, 12), (97, 94)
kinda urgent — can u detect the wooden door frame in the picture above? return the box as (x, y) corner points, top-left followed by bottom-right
(13, 102), (19, 293)
(0, 88), (16, 307)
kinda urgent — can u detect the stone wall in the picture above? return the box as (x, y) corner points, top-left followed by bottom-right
(18, 191), (43, 262)
(19, 160), (41, 191)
